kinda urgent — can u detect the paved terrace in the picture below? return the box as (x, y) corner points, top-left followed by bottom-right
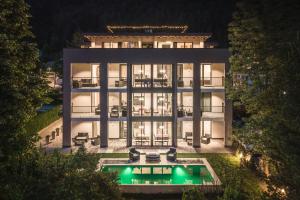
(38, 119), (232, 154)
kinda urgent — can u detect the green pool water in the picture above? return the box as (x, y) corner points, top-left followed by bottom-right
(102, 165), (213, 185)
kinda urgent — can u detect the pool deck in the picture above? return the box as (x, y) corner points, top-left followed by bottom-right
(100, 157), (222, 194)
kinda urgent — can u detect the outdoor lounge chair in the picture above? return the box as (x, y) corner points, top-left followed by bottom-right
(129, 147), (140, 162)
(91, 136), (100, 146)
(166, 147), (177, 162)
(201, 134), (211, 144)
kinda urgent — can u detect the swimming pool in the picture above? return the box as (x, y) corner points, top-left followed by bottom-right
(102, 165), (213, 185)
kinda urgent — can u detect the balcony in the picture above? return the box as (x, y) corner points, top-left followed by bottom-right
(201, 105), (224, 119)
(72, 76), (100, 89)
(108, 105), (127, 119)
(201, 77), (224, 88)
(71, 105), (100, 119)
(108, 77), (127, 89)
(177, 77), (193, 88)
(177, 106), (193, 119)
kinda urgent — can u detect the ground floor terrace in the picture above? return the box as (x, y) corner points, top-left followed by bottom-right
(39, 119), (231, 153)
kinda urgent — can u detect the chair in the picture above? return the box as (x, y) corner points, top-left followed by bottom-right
(75, 132), (89, 142)
(201, 134), (211, 144)
(166, 147), (177, 162)
(129, 147), (140, 162)
(185, 132), (193, 141)
(110, 106), (119, 118)
(91, 136), (100, 146)
(95, 105), (100, 115)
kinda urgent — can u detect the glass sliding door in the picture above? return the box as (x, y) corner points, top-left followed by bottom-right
(132, 122), (151, 146)
(202, 64), (212, 86)
(201, 121), (212, 137)
(153, 122), (172, 146)
(132, 121), (172, 147)
(132, 64), (151, 87)
(201, 93), (211, 112)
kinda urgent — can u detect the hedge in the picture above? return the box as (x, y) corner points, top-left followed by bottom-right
(26, 105), (61, 135)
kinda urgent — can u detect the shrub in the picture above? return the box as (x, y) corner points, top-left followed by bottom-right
(25, 105), (61, 135)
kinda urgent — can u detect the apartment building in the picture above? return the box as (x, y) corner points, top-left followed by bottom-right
(63, 25), (232, 149)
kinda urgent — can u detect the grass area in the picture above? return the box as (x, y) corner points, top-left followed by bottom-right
(99, 152), (263, 199)
(26, 105), (61, 135)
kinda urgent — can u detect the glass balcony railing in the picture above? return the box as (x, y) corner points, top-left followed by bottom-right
(71, 105), (100, 118)
(72, 77), (100, 88)
(108, 77), (127, 88)
(108, 105), (127, 118)
(177, 106), (193, 117)
(201, 77), (224, 87)
(132, 78), (172, 88)
(132, 107), (151, 117)
(177, 77), (193, 87)
(201, 106), (224, 113)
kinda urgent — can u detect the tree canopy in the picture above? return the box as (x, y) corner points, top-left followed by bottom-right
(0, 0), (48, 159)
(228, 0), (300, 199)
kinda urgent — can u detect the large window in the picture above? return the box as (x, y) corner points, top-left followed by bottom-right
(71, 63), (100, 89)
(109, 121), (127, 139)
(71, 92), (100, 118)
(153, 122), (172, 146)
(153, 64), (172, 87)
(132, 64), (172, 88)
(201, 93), (211, 112)
(177, 92), (193, 117)
(108, 63), (127, 88)
(132, 121), (172, 147)
(108, 92), (127, 118)
(153, 93), (172, 116)
(132, 93), (151, 116)
(177, 63), (193, 88)
(132, 64), (151, 87)
(133, 122), (151, 146)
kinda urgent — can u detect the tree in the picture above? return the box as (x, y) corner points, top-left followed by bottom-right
(0, 0), (48, 160)
(182, 187), (207, 200)
(0, 148), (122, 200)
(228, 0), (300, 199)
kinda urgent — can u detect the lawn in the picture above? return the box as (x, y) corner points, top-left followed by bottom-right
(99, 152), (263, 199)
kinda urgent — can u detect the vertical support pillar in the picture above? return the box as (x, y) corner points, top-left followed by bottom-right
(127, 63), (132, 147)
(224, 61), (232, 146)
(193, 62), (201, 148)
(63, 57), (71, 148)
(172, 63), (177, 147)
(100, 62), (108, 147)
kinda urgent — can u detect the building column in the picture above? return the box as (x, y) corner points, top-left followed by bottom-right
(224, 61), (232, 146)
(100, 62), (108, 147)
(127, 63), (132, 147)
(63, 59), (71, 148)
(193, 62), (201, 148)
(172, 63), (177, 147)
